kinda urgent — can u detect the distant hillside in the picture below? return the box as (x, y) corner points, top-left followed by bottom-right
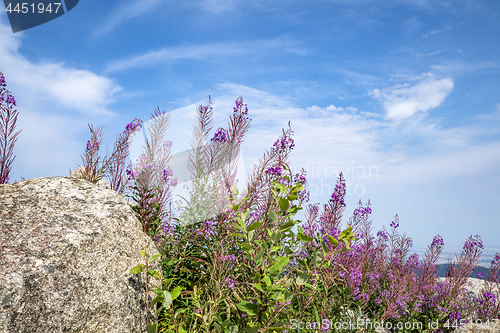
(435, 264), (491, 278)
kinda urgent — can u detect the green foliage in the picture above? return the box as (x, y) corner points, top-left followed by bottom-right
(128, 160), (359, 333)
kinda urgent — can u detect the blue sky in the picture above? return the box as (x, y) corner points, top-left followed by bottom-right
(1, 0), (499, 265)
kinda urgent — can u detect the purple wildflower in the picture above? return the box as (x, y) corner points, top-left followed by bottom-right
(390, 214), (399, 229)
(353, 200), (372, 218)
(493, 253), (500, 265)
(221, 254), (237, 262)
(224, 277), (237, 291)
(449, 312), (462, 324)
(377, 229), (389, 242)
(124, 118), (142, 135)
(406, 253), (420, 270)
(6, 94), (16, 106)
(431, 234), (444, 247)
(329, 172), (346, 207)
(464, 234), (484, 252)
(211, 127), (227, 142)
(271, 133), (295, 153)
(265, 166), (282, 176)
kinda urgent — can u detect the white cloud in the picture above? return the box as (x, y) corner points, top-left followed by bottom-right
(93, 0), (167, 37)
(0, 20), (122, 116)
(0, 18), (124, 179)
(370, 74), (454, 120)
(105, 37), (308, 72)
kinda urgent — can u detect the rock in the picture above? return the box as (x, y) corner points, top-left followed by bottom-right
(69, 167), (112, 191)
(454, 323), (500, 333)
(0, 176), (161, 332)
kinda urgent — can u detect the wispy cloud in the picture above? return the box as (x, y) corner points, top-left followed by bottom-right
(370, 73), (454, 120)
(104, 37), (308, 72)
(93, 0), (167, 37)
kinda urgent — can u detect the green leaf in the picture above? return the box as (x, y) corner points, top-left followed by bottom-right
(280, 221), (294, 232)
(129, 264), (145, 274)
(269, 211), (278, 223)
(291, 184), (304, 193)
(327, 234), (339, 246)
(255, 249), (265, 264)
(297, 233), (313, 242)
(265, 285), (284, 292)
(254, 283), (265, 293)
(241, 243), (253, 251)
(171, 286), (183, 300)
(247, 230), (254, 242)
(232, 204), (240, 211)
(246, 221), (262, 232)
(162, 291), (173, 309)
(284, 291), (294, 303)
(237, 301), (258, 316)
(268, 256), (289, 274)
(228, 325), (238, 333)
(296, 273), (311, 285)
(278, 198), (290, 212)
(320, 238), (328, 254)
(149, 253), (162, 263)
(270, 245), (281, 253)
(222, 319), (232, 327)
(275, 183), (287, 193)
(271, 231), (281, 244)
(149, 295), (163, 308)
(262, 275), (271, 287)
(241, 208), (251, 221)
(139, 250), (147, 259)
(338, 226), (353, 239)
(146, 322), (157, 333)
(287, 194), (298, 201)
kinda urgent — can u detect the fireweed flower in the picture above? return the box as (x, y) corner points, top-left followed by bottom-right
(221, 254), (236, 262)
(330, 172), (346, 207)
(5, 94), (16, 106)
(299, 189), (310, 202)
(353, 200), (372, 218)
(463, 234), (483, 252)
(224, 277), (237, 291)
(377, 229), (389, 242)
(390, 214), (399, 229)
(431, 234), (444, 247)
(211, 127), (227, 142)
(265, 166), (282, 176)
(124, 118), (142, 135)
(406, 253), (420, 270)
(493, 253), (500, 264)
(271, 133), (295, 153)
(162, 168), (174, 182)
(160, 221), (175, 235)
